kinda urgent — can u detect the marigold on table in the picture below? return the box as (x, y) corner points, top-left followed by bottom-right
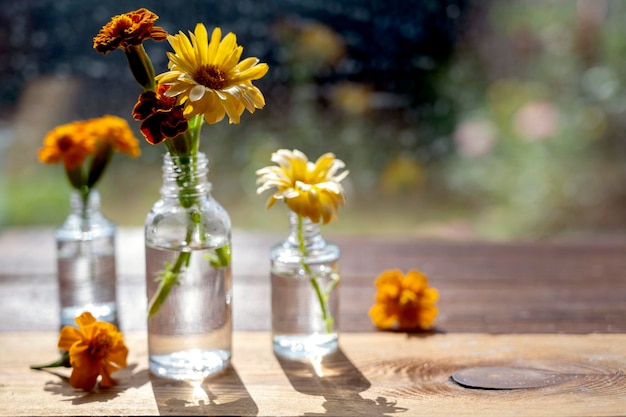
(256, 149), (349, 224)
(156, 24), (269, 124)
(369, 269), (439, 331)
(58, 312), (128, 391)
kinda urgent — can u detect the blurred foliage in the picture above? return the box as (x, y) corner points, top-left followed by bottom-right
(1, 0), (626, 239)
(440, 0), (626, 238)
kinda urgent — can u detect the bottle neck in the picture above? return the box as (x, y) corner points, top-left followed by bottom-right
(70, 189), (101, 220)
(56, 188), (114, 240)
(160, 152), (212, 199)
(287, 211), (326, 252)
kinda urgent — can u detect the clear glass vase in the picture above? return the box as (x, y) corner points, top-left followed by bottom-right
(55, 189), (118, 329)
(271, 211), (340, 360)
(145, 152), (232, 380)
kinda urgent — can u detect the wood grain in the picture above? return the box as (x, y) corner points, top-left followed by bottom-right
(1, 227), (625, 334)
(2, 332), (625, 416)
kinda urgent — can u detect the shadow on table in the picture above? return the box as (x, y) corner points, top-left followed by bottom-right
(277, 348), (407, 416)
(150, 365), (258, 416)
(41, 363), (150, 404)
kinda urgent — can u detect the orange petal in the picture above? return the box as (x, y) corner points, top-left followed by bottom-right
(75, 312), (97, 328)
(108, 344), (129, 368)
(68, 357), (100, 391)
(99, 363), (119, 388)
(57, 326), (82, 351)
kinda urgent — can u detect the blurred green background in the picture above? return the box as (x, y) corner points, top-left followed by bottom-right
(1, 0), (626, 240)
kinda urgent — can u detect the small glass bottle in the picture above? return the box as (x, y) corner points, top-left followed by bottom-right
(271, 211), (340, 359)
(55, 189), (118, 328)
(145, 152), (232, 380)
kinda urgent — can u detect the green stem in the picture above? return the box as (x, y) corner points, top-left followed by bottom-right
(188, 115), (203, 156)
(87, 143), (113, 189)
(79, 187), (90, 222)
(30, 351), (71, 370)
(148, 124), (209, 317)
(148, 183), (198, 318)
(124, 44), (156, 91)
(297, 215), (334, 333)
(215, 244), (231, 267)
(148, 248), (192, 318)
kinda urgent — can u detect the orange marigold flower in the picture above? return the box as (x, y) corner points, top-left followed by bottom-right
(132, 84), (188, 145)
(38, 121), (95, 170)
(58, 312), (128, 391)
(93, 8), (168, 54)
(88, 115), (141, 157)
(369, 269), (439, 331)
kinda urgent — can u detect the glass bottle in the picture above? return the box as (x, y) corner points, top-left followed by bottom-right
(271, 211), (340, 359)
(145, 152), (232, 380)
(55, 189), (118, 328)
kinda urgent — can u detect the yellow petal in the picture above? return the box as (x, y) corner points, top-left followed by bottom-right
(219, 92), (244, 124)
(215, 32), (237, 66)
(193, 23), (209, 65)
(235, 57), (260, 72)
(208, 27), (222, 64)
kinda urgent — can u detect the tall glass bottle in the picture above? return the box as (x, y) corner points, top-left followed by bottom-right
(145, 152), (232, 380)
(55, 189), (118, 328)
(271, 212), (340, 359)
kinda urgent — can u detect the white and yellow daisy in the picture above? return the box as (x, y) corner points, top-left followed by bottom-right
(256, 149), (349, 224)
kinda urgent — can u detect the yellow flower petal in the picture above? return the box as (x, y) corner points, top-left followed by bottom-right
(156, 24), (268, 124)
(194, 23), (209, 64)
(256, 149), (348, 224)
(208, 27), (222, 62)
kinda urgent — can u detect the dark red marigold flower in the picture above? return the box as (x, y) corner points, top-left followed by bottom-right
(132, 84), (188, 145)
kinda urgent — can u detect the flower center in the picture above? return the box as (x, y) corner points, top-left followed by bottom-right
(194, 64), (227, 90)
(57, 136), (74, 152)
(88, 333), (112, 359)
(398, 289), (418, 308)
(111, 15), (134, 37)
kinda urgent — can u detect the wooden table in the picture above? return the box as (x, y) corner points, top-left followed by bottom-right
(1, 227), (625, 416)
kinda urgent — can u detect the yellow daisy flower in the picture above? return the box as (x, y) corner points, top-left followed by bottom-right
(256, 149), (349, 224)
(369, 269), (439, 331)
(156, 24), (269, 124)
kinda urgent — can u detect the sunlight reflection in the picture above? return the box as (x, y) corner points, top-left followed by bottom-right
(308, 354), (324, 377)
(189, 380), (210, 406)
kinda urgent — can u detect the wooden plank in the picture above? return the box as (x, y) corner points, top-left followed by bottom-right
(1, 228), (626, 333)
(1, 332), (625, 416)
